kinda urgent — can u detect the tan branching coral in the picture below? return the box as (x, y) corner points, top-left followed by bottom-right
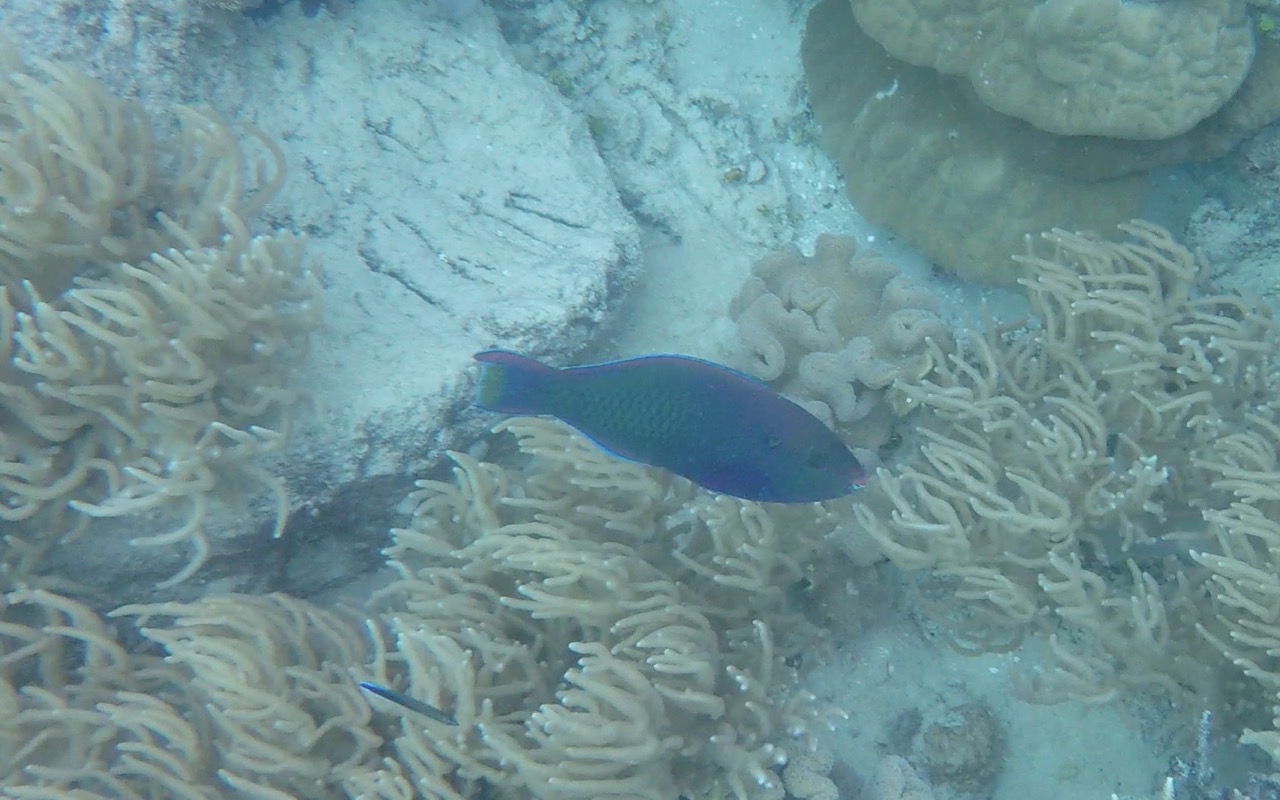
(729, 234), (947, 452)
(370, 417), (840, 800)
(0, 48), (282, 300)
(842, 221), (1280, 753)
(1, 589), (389, 798)
(115, 593), (383, 795)
(1187, 418), (1280, 763)
(0, 419), (847, 797)
(0, 49), (152, 298)
(0, 586), (209, 797)
(0, 46), (320, 585)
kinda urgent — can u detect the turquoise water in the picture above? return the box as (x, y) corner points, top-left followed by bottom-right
(0, 0), (1278, 798)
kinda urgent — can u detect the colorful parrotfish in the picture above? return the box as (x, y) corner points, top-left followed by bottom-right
(473, 350), (866, 503)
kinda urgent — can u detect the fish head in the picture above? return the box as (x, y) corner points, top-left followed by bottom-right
(749, 428), (867, 503)
(799, 435), (868, 494)
(723, 392), (870, 503)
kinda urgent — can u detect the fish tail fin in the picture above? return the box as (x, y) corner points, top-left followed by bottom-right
(474, 350), (557, 414)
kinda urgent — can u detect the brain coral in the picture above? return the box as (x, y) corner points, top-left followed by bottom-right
(729, 234), (947, 452)
(802, 0), (1149, 283)
(850, 0), (1254, 140)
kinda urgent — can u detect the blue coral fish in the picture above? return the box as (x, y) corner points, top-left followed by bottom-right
(473, 350), (866, 503)
(358, 681), (458, 726)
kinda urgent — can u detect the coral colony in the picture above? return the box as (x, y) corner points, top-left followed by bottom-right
(5, 7), (1280, 796)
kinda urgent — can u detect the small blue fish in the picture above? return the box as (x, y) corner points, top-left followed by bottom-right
(473, 350), (866, 503)
(358, 681), (458, 726)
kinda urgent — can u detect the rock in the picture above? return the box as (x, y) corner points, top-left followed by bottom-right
(916, 700), (1004, 795)
(36, 0), (641, 600)
(871, 756), (937, 800)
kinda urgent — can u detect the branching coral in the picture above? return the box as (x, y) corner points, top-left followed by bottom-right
(367, 418), (840, 800)
(0, 50), (152, 298)
(0, 419), (845, 799)
(1189, 421), (1280, 763)
(115, 593), (383, 795)
(841, 220), (1280, 758)
(0, 46), (320, 585)
(0, 49), (282, 300)
(0, 588), (387, 798)
(0, 586), (212, 797)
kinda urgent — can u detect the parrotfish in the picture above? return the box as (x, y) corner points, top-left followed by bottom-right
(473, 350), (866, 503)
(358, 681), (458, 726)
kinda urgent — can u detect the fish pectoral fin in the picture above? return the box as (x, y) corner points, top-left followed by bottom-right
(695, 462), (772, 501)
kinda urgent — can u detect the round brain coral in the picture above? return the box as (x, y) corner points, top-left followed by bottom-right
(850, 0), (1255, 140)
(728, 234), (948, 451)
